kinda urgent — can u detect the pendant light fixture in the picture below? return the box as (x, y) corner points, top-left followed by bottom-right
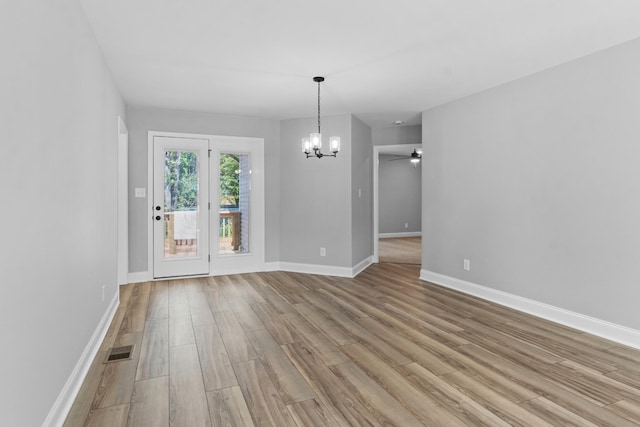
(410, 149), (422, 163)
(302, 76), (341, 158)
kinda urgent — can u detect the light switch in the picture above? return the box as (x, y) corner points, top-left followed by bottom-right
(135, 188), (146, 198)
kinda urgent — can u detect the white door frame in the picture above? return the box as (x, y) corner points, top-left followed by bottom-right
(117, 116), (128, 285)
(373, 143), (422, 263)
(147, 131), (265, 278)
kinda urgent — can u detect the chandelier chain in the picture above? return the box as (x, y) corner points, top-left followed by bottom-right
(317, 80), (321, 133)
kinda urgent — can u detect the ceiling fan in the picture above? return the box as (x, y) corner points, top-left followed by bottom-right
(387, 149), (422, 164)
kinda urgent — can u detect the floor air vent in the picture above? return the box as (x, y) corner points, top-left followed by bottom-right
(105, 345), (134, 363)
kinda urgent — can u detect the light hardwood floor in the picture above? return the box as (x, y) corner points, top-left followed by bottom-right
(64, 264), (640, 426)
(378, 237), (421, 264)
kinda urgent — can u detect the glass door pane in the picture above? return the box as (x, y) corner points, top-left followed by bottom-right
(164, 150), (200, 259)
(219, 152), (250, 254)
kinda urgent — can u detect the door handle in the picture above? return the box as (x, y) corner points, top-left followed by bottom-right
(155, 206), (161, 211)
(155, 215), (162, 221)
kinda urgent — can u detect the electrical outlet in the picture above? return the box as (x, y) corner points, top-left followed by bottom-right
(101, 284), (106, 302)
(463, 259), (470, 271)
(404, 222), (409, 229)
(134, 188), (146, 198)
(320, 247), (326, 257)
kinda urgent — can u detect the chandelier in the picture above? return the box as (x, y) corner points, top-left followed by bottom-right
(302, 76), (341, 159)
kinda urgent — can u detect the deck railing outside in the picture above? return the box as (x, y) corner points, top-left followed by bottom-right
(219, 211), (241, 250)
(163, 211), (240, 254)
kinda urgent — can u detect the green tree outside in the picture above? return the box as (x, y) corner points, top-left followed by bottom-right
(164, 151), (198, 211)
(163, 151), (240, 211)
(219, 153), (239, 206)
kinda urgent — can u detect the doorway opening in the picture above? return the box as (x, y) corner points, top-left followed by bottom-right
(373, 144), (422, 266)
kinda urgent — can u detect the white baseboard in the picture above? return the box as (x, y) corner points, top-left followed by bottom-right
(127, 271), (151, 284)
(278, 262), (355, 278)
(266, 260), (372, 278)
(278, 258), (374, 278)
(263, 262), (280, 272)
(126, 260), (373, 280)
(43, 292), (120, 427)
(379, 232), (422, 238)
(352, 256), (373, 277)
(420, 269), (640, 350)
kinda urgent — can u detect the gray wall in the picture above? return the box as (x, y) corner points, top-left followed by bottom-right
(373, 124), (421, 146)
(0, 0), (125, 424)
(379, 155), (422, 234)
(126, 106), (281, 272)
(422, 37), (640, 330)
(351, 116), (374, 264)
(280, 115), (353, 267)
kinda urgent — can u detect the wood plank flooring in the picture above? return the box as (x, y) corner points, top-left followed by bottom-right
(378, 237), (421, 264)
(64, 264), (640, 426)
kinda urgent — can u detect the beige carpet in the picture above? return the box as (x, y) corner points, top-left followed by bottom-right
(379, 236), (421, 264)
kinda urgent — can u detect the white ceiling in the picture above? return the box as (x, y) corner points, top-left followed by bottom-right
(80, 0), (640, 128)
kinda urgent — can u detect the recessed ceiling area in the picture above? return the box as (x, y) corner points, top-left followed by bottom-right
(80, 0), (640, 128)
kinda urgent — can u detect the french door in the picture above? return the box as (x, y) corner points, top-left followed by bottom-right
(209, 136), (264, 276)
(152, 133), (264, 279)
(153, 136), (210, 278)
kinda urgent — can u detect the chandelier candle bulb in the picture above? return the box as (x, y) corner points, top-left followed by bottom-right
(329, 136), (341, 153)
(310, 132), (322, 150)
(302, 137), (311, 154)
